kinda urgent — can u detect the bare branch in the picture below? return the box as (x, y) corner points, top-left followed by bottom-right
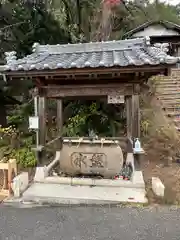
(0, 21), (26, 31)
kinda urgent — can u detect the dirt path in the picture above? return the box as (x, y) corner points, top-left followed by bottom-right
(142, 154), (180, 204)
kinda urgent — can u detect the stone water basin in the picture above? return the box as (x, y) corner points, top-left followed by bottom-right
(60, 138), (124, 178)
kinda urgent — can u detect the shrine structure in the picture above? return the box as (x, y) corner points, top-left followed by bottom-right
(1, 37), (178, 179)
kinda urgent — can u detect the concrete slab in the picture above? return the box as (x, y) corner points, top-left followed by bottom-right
(22, 182), (147, 205)
(35, 171), (145, 189)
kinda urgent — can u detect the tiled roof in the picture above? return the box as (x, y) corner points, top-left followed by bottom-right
(3, 37), (179, 72)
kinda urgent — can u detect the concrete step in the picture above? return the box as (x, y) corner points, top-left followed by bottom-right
(22, 182), (147, 204)
(35, 174), (145, 189)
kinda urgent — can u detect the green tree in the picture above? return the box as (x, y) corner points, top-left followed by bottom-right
(0, 0), (71, 58)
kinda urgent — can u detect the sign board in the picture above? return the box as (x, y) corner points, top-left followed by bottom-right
(107, 95), (124, 104)
(29, 116), (39, 129)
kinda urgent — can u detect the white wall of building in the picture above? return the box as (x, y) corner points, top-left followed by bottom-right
(132, 24), (179, 37)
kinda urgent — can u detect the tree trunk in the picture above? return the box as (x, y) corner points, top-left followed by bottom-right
(77, 0), (82, 36)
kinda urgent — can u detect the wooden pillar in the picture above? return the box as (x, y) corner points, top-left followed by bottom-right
(132, 94), (142, 170)
(57, 98), (63, 149)
(126, 96), (132, 138)
(38, 96), (46, 147)
(132, 95), (140, 139)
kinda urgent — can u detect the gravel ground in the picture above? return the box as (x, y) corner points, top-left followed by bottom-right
(0, 206), (180, 240)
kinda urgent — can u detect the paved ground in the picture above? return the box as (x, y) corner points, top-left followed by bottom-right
(0, 206), (180, 240)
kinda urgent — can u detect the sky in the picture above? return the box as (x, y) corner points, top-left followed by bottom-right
(159, 0), (180, 5)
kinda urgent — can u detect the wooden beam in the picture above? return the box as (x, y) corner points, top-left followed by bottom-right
(40, 84), (134, 98)
(5, 65), (172, 78)
(132, 95), (140, 139)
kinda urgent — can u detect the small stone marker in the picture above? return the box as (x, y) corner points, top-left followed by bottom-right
(152, 177), (165, 197)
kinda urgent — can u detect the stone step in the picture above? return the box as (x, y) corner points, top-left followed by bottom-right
(157, 93), (180, 98)
(155, 79), (180, 84)
(171, 69), (180, 77)
(156, 84), (180, 89)
(175, 126), (180, 131)
(173, 118), (180, 123)
(156, 85), (180, 93)
(156, 89), (180, 94)
(173, 119), (180, 128)
(157, 95), (180, 100)
(161, 100), (180, 105)
(160, 99), (180, 104)
(163, 107), (180, 112)
(166, 111), (180, 117)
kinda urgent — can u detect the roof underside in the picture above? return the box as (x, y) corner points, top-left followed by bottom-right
(3, 37), (179, 73)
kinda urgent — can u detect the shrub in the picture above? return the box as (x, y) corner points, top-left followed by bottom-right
(0, 126), (37, 168)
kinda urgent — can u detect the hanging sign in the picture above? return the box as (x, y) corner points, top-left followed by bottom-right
(107, 95), (124, 104)
(29, 116), (39, 129)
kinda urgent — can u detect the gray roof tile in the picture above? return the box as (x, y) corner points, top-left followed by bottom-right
(3, 38), (179, 72)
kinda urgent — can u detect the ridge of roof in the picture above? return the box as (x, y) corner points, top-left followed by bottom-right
(30, 37), (149, 55)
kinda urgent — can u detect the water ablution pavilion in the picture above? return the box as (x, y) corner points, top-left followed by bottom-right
(1, 37), (178, 181)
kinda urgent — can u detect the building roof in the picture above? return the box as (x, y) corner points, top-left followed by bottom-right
(123, 20), (180, 38)
(2, 37), (179, 72)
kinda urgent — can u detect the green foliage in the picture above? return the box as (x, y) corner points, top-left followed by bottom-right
(63, 101), (126, 137)
(0, 0), (71, 58)
(1, 0), (180, 168)
(0, 126), (36, 168)
(15, 148), (36, 168)
(7, 102), (33, 131)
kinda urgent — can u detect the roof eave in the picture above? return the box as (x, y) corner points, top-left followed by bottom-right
(3, 64), (176, 78)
